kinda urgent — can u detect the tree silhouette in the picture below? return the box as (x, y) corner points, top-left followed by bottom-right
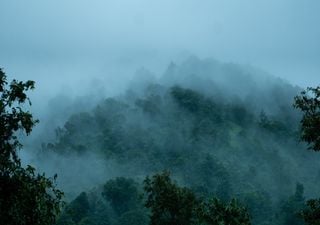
(0, 68), (63, 225)
(294, 86), (320, 151)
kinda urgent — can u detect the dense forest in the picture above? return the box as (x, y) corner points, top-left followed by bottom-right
(2, 57), (320, 225)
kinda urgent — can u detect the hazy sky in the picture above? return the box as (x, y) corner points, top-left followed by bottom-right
(0, 0), (319, 94)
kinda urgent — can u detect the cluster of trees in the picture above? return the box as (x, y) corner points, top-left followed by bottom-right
(38, 66), (318, 225)
(52, 82), (320, 225)
(1, 59), (320, 225)
(56, 171), (251, 225)
(42, 81), (309, 201)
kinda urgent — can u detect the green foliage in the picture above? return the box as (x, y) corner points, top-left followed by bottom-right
(143, 171), (197, 225)
(102, 177), (141, 216)
(190, 155), (232, 201)
(170, 86), (222, 139)
(294, 86), (320, 224)
(0, 69), (37, 166)
(0, 68), (63, 225)
(57, 177), (147, 225)
(228, 105), (253, 128)
(196, 198), (251, 225)
(239, 190), (273, 225)
(144, 172), (251, 225)
(259, 111), (291, 138)
(66, 192), (90, 223)
(58, 172), (252, 225)
(294, 86), (320, 151)
(56, 190), (113, 225)
(301, 199), (320, 225)
(170, 86), (205, 114)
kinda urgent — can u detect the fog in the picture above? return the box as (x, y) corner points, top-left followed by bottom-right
(1, 0), (319, 94)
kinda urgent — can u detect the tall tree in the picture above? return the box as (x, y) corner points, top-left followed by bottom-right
(143, 171), (197, 225)
(0, 68), (63, 225)
(294, 86), (320, 151)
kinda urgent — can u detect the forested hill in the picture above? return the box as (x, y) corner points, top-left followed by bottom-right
(35, 57), (320, 225)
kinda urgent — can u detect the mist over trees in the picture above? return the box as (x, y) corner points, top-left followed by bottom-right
(1, 0), (319, 224)
(2, 57), (320, 225)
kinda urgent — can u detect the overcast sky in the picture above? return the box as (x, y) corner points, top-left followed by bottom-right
(0, 0), (319, 95)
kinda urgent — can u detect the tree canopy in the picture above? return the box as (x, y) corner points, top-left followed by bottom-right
(143, 171), (251, 225)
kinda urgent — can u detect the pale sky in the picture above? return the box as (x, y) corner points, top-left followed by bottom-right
(0, 0), (319, 94)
